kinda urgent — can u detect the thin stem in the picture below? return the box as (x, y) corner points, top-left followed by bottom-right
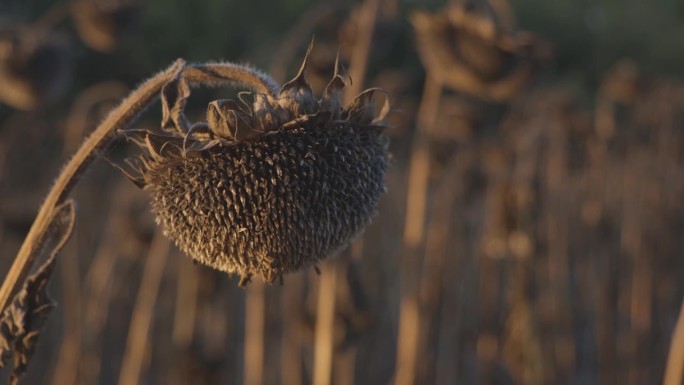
(280, 274), (304, 385)
(394, 75), (442, 385)
(118, 230), (171, 385)
(0, 59), (186, 314)
(313, 262), (339, 385)
(663, 299), (684, 385)
(244, 280), (265, 385)
(172, 257), (199, 348)
(80, 181), (135, 385)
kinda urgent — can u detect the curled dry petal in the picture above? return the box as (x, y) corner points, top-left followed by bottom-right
(206, 100), (261, 141)
(161, 67), (191, 134)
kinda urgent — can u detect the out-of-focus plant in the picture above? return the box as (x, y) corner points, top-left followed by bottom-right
(0, 0), (140, 111)
(0, 24), (72, 110)
(0, 44), (391, 382)
(71, 0), (140, 53)
(411, 0), (550, 102)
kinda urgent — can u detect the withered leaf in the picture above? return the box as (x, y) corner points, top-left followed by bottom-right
(0, 200), (76, 385)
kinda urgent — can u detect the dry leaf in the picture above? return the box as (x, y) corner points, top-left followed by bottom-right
(0, 200), (76, 384)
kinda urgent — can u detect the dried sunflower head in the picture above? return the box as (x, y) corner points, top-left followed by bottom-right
(0, 25), (71, 110)
(123, 47), (390, 285)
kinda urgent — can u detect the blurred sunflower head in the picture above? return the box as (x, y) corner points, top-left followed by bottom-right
(411, 0), (550, 102)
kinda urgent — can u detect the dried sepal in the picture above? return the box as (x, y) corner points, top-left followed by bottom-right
(161, 67), (191, 134)
(343, 88), (388, 124)
(253, 93), (287, 132)
(123, 129), (184, 160)
(206, 100), (261, 141)
(0, 200), (76, 384)
(277, 39), (318, 117)
(320, 52), (346, 120)
(120, 46), (391, 283)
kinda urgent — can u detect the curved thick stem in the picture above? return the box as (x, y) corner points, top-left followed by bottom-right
(0, 59), (186, 313)
(0, 58), (290, 313)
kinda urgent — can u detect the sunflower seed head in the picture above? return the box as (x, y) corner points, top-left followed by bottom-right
(124, 50), (390, 284)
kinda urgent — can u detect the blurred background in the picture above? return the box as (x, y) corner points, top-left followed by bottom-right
(0, 0), (683, 384)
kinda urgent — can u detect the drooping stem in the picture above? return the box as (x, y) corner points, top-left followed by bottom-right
(0, 59), (186, 313)
(0, 58), (287, 314)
